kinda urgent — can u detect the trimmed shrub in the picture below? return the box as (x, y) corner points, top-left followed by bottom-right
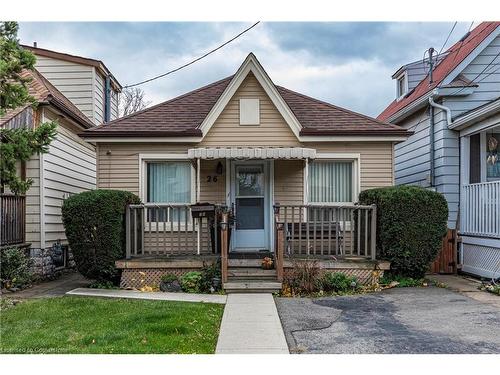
(359, 185), (448, 278)
(61, 189), (140, 283)
(0, 247), (33, 288)
(322, 272), (358, 293)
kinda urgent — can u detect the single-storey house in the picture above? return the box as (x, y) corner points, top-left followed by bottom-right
(81, 53), (410, 291)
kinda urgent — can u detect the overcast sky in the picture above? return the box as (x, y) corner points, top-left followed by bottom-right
(18, 22), (473, 117)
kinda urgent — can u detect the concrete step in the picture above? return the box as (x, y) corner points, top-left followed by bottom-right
(223, 281), (282, 294)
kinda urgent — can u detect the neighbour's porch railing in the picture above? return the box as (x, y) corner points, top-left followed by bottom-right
(461, 181), (500, 238)
(274, 204), (377, 260)
(125, 203), (218, 258)
(0, 194), (26, 247)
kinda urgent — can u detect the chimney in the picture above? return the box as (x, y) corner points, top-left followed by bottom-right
(33, 41), (37, 48)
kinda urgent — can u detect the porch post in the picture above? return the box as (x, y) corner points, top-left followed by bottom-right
(125, 205), (131, 259)
(196, 158), (201, 202)
(370, 204), (377, 260)
(276, 222), (285, 282)
(220, 212), (229, 284)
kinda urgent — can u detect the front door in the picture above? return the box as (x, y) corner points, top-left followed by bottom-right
(231, 161), (270, 251)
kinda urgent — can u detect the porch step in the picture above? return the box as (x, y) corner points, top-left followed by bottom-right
(223, 281), (282, 294)
(228, 259), (264, 267)
(228, 267), (276, 279)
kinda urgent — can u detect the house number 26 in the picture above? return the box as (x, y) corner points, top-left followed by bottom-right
(206, 176), (218, 182)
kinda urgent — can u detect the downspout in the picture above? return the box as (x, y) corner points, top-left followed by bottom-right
(104, 75), (111, 123)
(428, 91), (454, 188)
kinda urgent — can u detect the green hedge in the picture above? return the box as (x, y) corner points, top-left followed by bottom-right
(359, 185), (448, 278)
(62, 190), (141, 283)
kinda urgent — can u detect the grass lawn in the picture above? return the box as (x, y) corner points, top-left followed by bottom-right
(0, 296), (224, 354)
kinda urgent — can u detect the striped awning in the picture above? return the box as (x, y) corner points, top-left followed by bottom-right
(187, 147), (316, 160)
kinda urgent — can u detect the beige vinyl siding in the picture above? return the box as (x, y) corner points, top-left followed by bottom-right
(111, 90), (119, 120)
(34, 56), (94, 122)
(274, 160), (304, 206)
(199, 159), (226, 204)
(97, 143), (193, 196)
(201, 72), (300, 147)
(94, 72), (105, 125)
(41, 110), (96, 247)
(25, 153), (41, 248)
(308, 142), (395, 192)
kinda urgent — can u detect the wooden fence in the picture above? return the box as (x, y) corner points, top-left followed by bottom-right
(0, 194), (26, 246)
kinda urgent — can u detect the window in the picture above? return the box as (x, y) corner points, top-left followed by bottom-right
(396, 73), (407, 99)
(239, 98), (260, 125)
(486, 132), (500, 181)
(146, 161), (192, 222)
(308, 161), (354, 203)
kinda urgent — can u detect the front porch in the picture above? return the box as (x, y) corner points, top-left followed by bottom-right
(459, 125), (500, 278)
(119, 202), (384, 290)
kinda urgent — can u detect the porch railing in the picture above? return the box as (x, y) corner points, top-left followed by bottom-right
(0, 194), (26, 247)
(274, 204), (377, 259)
(125, 203), (218, 258)
(461, 181), (500, 238)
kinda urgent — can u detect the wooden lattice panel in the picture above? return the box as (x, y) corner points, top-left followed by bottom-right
(120, 268), (200, 289)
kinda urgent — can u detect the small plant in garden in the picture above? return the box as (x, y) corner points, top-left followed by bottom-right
(0, 247), (34, 289)
(180, 271), (203, 293)
(379, 273), (425, 287)
(199, 260), (222, 293)
(159, 273), (181, 292)
(160, 274), (178, 283)
(286, 259), (321, 295)
(261, 257), (273, 269)
(322, 272), (359, 293)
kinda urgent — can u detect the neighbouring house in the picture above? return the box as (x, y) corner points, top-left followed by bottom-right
(22, 44), (122, 125)
(378, 22), (500, 279)
(0, 46), (122, 278)
(81, 53), (410, 292)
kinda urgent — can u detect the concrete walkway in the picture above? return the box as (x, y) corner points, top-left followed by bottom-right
(216, 294), (289, 354)
(427, 274), (500, 309)
(66, 287), (227, 304)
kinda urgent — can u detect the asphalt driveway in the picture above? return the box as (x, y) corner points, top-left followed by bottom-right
(276, 287), (500, 354)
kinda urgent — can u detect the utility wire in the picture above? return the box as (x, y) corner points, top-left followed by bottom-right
(123, 22), (260, 88)
(439, 21), (458, 55)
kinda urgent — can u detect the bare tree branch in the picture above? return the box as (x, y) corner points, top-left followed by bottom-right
(119, 87), (151, 117)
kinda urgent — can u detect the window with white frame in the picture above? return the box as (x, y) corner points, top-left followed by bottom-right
(308, 160), (355, 203)
(146, 161), (192, 222)
(396, 73), (407, 99)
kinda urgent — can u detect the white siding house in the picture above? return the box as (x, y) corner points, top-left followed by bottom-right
(379, 22), (500, 279)
(24, 45), (122, 125)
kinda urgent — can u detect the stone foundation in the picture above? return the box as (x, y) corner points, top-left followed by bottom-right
(29, 245), (75, 280)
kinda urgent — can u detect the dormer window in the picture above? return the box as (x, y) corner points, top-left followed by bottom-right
(396, 72), (408, 100)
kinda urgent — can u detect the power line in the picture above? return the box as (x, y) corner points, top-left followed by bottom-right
(438, 21), (457, 55)
(123, 22), (260, 89)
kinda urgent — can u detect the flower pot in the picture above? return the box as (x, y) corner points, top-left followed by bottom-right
(262, 263), (273, 270)
(159, 280), (182, 292)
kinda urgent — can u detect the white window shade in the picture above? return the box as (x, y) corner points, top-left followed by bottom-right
(147, 162), (191, 203)
(239, 98), (260, 125)
(308, 161), (353, 203)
